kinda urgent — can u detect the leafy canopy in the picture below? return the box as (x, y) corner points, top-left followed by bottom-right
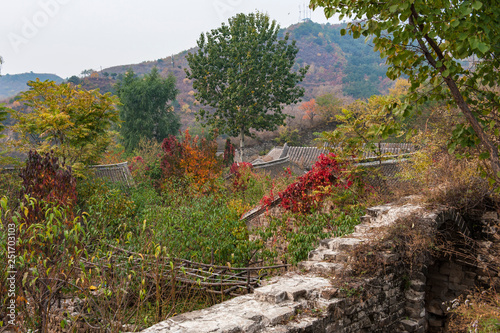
(310, 0), (500, 184)
(13, 80), (119, 172)
(185, 12), (308, 148)
(116, 68), (180, 152)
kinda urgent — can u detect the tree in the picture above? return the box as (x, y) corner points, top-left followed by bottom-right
(185, 12), (308, 159)
(116, 68), (180, 152)
(12, 79), (119, 172)
(316, 92), (345, 123)
(310, 0), (500, 185)
(80, 69), (93, 77)
(318, 92), (407, 160)
(0, 55), (3, 75)
(66, 75), (81, 85)
(300, 99), (318, 126)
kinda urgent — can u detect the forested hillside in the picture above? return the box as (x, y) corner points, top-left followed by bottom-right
(0, 72), (63, 99)
(88, 22), (387, 112)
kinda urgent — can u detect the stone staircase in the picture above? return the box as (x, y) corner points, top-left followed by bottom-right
(137, 202), (429, 332)
(136, 198), (491, 333)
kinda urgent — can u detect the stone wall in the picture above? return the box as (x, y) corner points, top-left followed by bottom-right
(135, 202), (499, 333)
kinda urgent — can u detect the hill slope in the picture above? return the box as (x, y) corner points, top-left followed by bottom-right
(0, 72), (63, 99)
(92, 21), (388, 103)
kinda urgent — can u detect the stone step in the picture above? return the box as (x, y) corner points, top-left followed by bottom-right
(319, 237), (365, 251)
(308, 248), (348, 262)
(254, 275), (331, 304)
(298, 261), (345, 275)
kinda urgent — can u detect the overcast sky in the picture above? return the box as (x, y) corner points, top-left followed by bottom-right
(1, 0), (339, 79)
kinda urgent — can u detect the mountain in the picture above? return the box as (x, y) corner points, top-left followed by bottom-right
(76, 21), (389, 132)
(92, 21), (388, 100)
(0, 72), (63, 99)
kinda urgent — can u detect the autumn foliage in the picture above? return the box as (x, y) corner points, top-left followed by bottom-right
(161, 130), (222, 191)
(19, 150), (78, 229)
(300, 98), (318, 126)
(230, 162), (254, 191)
(277, 153), (353, 213)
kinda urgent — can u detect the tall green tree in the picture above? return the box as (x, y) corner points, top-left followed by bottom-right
(12, 80), (119, 172)
(116, 68), (180, 152)
(310, 0), (500, 185)
(185, 12), (308, 158)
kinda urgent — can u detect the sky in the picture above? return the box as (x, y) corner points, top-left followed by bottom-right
(0, 0), (339, 79)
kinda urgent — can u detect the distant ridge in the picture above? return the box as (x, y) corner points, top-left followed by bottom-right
(95, 21), (389, 106)
(0, 72), (63, 99)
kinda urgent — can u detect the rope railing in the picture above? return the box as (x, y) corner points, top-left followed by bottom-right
(104, 244), (289, 296)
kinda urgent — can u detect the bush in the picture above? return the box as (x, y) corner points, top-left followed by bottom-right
(77, 179), (136, 240)
(161, 130), (223, 193)
(258, 202), (365, 265)
(20, 150), (77, 218)
(139, 191), (264, 266)
(279, 153), (353, 213)
(230, 162), (255, 191)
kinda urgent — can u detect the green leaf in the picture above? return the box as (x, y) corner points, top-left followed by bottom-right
(389, 4), (399, 13)
(477, 43), (490, 53)
(479, 152), (490, 160)
(471, 1), (483, 10)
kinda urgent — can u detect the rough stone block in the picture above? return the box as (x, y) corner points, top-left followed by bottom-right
(405, 289), (425, 303)
(321, 288), (339, 300)
(427, 272), (449, 282)
(410, 280), (426, 292)
(400, 319), (419, 332)
(428, 318), (443, 327)
(449, 272), (465, 284)
(427, 300), (444, 316)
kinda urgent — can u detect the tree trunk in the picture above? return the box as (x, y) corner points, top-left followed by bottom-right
(444, 77), (500, 179)
(409, 8), (500, 183)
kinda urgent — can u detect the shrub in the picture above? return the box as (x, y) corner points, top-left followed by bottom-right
(140, 192), (263, 266)
(230, 162), (255, 191)
(279, 153), (353, 213)
(128, 138), (164, 187)
(78, 179), (136, 240)
(161, 130), (223, 192)
(20, 150), (77, 226)
(21, 150), (76, 208)
(0, 195), (85, 332)
(446, 290), (500, 333)
(258, 203), (365, 265)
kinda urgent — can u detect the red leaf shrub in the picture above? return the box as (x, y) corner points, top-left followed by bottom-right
(230, 162), (254, 191)
(20, 150), (77, 223)
(278, 153), (353, 213)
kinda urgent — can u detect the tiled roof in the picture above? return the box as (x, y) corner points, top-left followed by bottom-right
(252, 143), (417, 170)
(287, 146), (329, 168)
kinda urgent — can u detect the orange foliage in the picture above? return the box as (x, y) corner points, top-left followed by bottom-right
(100, 146), (126, 165)
(162, 130), (222, 192)
(300, 99), (318, 125)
